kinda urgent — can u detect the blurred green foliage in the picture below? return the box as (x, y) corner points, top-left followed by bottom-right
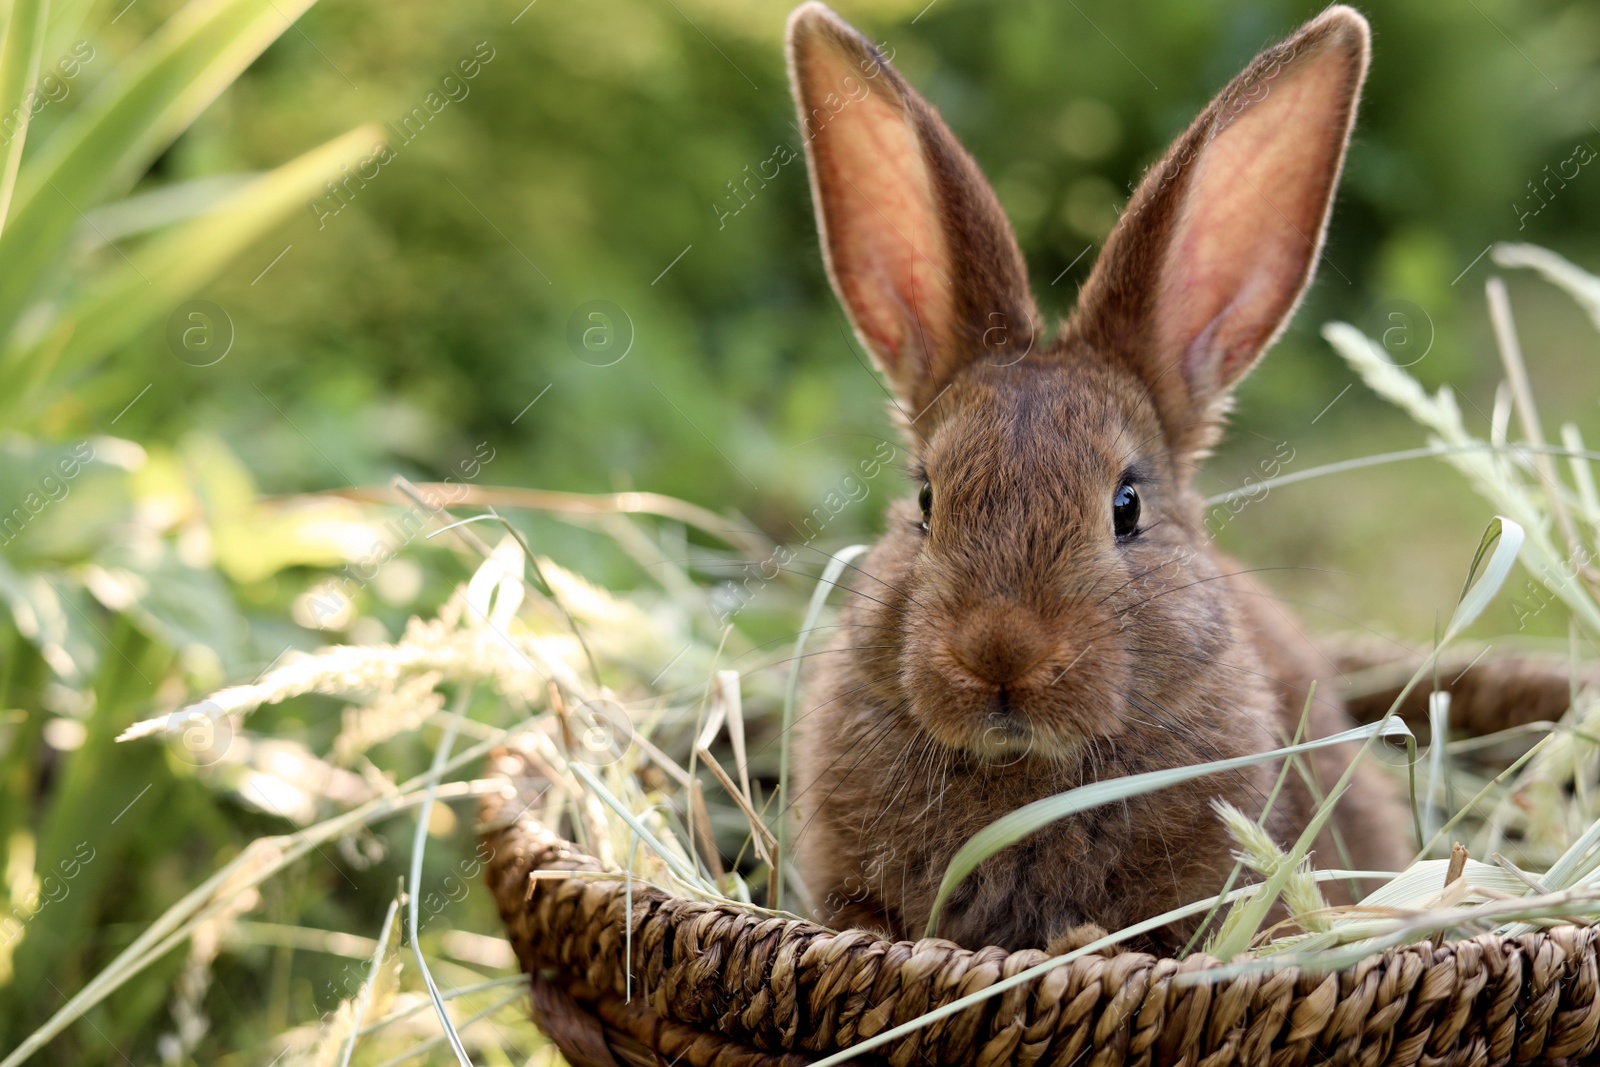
(68, 0), (1600, 531)
(3, 0), (1600, 1061)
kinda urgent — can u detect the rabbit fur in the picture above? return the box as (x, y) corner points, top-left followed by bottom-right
(787, 2), (1414, 954)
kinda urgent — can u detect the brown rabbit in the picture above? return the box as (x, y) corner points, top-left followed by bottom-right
(787, 3), (1414, 954)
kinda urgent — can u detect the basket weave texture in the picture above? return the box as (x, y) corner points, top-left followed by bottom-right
(479, 749), (1600, 1067)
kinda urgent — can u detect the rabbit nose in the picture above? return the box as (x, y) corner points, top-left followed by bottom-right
(946, 605), (1051, 688)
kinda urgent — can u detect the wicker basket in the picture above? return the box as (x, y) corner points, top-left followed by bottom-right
(479, 746), (1600, 1067)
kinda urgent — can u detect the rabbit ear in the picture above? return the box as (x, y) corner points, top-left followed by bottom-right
(1074, 6), (1370, 454)
(787, 2), (1038, 417)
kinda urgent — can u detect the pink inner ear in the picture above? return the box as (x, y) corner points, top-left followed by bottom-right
(800, 41), (955, 380)
(1156, 42), (1358, 397)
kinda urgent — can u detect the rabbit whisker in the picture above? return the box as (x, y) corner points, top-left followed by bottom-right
(1112, 565), (1336, 619)
(791, 700), (913, 847)
(765, 666), (906, 780)
(784, 542), (929, 609)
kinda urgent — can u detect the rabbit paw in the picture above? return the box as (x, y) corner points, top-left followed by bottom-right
(1045, 923), (1119, 957)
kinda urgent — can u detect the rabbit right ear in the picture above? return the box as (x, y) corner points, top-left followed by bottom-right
(1073, 6), (1370, 457)
(787, 2), (1038, 418)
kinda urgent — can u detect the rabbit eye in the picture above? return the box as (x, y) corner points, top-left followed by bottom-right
(917, 481), (933, 530)
(1112, 482), (1140, 539)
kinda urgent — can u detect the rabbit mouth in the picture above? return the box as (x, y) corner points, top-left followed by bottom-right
(972, 713), (1036, 765)
(908, 691), (1100, 766)
(905, 625), (1129, 763)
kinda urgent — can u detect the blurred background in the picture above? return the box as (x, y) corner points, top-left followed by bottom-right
(2, 0), (1599, 1061)
(65, 0), (1600, 634)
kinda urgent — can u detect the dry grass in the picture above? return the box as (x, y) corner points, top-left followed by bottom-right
(10, 245), (1600, 1065)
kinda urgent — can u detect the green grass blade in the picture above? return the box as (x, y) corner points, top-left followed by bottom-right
(1541, 815), (1600, 891)
(0, 0), (326, 355)
(0, 733), (510, 1067)
(569, 761), (712, 892)
(81, 172), (260, 244)
(1195, 889), (1600, 983)
(336, 892), (402, 1067)
(924, 718), (1414, 937)
(366, 988), (529, 1067)
(1415, 734), (1549, 859)
(1359, 858), (1528, 909)
(1178, 688), (1318, 957)
(0, 0), (51, 232)
(42, 0), (97, 68)
(777, 543), (867, 911)
(4, 124), (378, 411)
(1203, 444), (1600, 510)
(1422, 690), (1451, 843)
(352, 977), (529, 1041)
(1450, 516), (1523, 638)
(407, 686), (473, 1067)
(1206, 516), (1525, 957)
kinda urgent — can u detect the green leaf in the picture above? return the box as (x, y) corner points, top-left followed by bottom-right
(569, 761), (714, 893)
(924, 718), (1415, 937)
(0, 0), (327, 355)
(1449, 515), (1523, 639)
(80, 171), (260, 244)
(8, 124), (379, 405)
(0, 0), (52, 232)
(84, 540), (247, 672)
(0, 556), (102, 682)
(1422, 690), (1451, 842)
(42, 0), (99, 68)
(1358, 858), (1527, 910)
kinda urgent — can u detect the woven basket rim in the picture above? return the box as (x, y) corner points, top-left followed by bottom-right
(480, 744), (1600, 1067)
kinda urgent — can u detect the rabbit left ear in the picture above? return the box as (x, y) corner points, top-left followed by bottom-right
(1073, 6), (1370, 454)
(787, 2), (1039, 419)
